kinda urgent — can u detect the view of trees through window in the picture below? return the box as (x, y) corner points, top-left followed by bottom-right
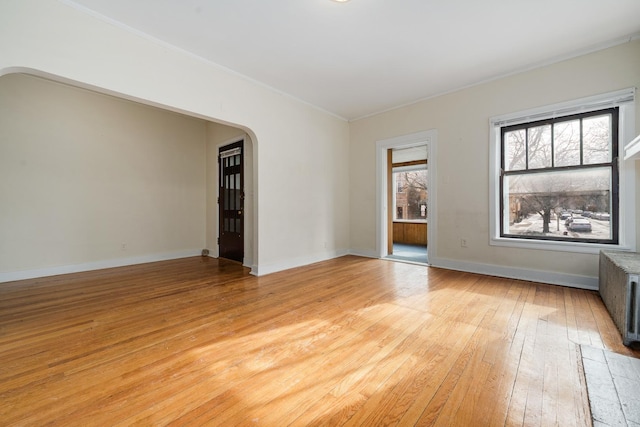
(394, 169), (427, 221)
(501, 108), (618, 243)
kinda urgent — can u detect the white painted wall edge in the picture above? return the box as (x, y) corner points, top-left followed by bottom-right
(428, 256), (599, 291)
(251, 249), (350, 276)
(0, 250), (202, 284)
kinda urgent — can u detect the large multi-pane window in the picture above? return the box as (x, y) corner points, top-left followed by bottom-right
(500, 108), (618, 244)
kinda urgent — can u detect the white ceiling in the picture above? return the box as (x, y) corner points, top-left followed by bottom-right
(66, 0), (640, 121)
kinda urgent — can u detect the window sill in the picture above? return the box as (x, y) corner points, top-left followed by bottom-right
(489, 236), (633, 254)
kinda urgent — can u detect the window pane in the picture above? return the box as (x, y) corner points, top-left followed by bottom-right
(583, 115), (611, 164)
(393, 169), (427, 220)
(235, 176), (242, 207)
(504, 129), (525, 171)
(554, 120), (580, 167)
(527, 125), (552, 169)
(504, 168), (611, 240)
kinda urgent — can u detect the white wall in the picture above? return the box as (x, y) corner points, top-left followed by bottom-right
(0, 0), (350, 279)
(0, 73), (207, 278)
(350, 40), (640, 288)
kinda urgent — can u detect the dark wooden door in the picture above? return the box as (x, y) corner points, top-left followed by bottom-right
(218, 141), (244, 263)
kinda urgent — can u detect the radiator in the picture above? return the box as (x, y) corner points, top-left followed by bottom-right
(599, 250), (640, 346)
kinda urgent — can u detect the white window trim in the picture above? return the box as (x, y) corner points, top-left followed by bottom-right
(489, 88), (636, 254)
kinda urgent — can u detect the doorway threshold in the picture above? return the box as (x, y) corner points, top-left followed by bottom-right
(385, 243), (428, 265)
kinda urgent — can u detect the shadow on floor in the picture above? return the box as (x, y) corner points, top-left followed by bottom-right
(386, 243), (428, 265)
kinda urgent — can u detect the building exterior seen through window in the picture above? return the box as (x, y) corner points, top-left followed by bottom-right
(501, 108), (618, 244)
(394, 169), (428, 221)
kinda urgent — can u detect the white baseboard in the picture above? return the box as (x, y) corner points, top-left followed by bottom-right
(251, 249), (350, 277)
(346, 251), (597, 290)
(1, 249), (600, 291)
(428, 256), (599, 290)
(249, 264), (259, 276)
(348, 249), (379, 259)
(0, 250), (202, 283)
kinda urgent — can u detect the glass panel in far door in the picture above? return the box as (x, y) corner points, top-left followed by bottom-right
(219, 141), (244, 263)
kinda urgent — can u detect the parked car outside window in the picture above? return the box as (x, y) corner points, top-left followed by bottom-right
(568, 218), (592, 232)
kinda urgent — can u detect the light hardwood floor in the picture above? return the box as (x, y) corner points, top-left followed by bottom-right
(1, 256), (638, 426)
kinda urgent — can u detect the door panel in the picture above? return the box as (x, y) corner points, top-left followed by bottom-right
(219, 141), (244, 263)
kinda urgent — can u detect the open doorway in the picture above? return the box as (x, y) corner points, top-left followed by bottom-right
(387, 146), (428, 264)
(375, 130), (437, 265)
(207, 131), (256, 272)
(218, 140), (244, 263)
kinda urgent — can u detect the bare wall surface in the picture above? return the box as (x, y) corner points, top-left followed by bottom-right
(349, 40), (640, 285)
(0, 73), (207, 274)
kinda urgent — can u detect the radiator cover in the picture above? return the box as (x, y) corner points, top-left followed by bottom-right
(599, 250), (640, 346)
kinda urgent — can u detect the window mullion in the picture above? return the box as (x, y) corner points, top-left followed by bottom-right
(525, 127), (529, 170)
(551, 122), (555, 168)
(579, 118), (584, 165)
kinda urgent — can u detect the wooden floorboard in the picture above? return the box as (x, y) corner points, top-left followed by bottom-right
(1, 255), (638, 426)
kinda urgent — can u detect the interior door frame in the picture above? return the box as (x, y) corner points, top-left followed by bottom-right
(211, 134), (256, 271)
(218, 140), (244, 263)
(375, 130), (437, 262)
